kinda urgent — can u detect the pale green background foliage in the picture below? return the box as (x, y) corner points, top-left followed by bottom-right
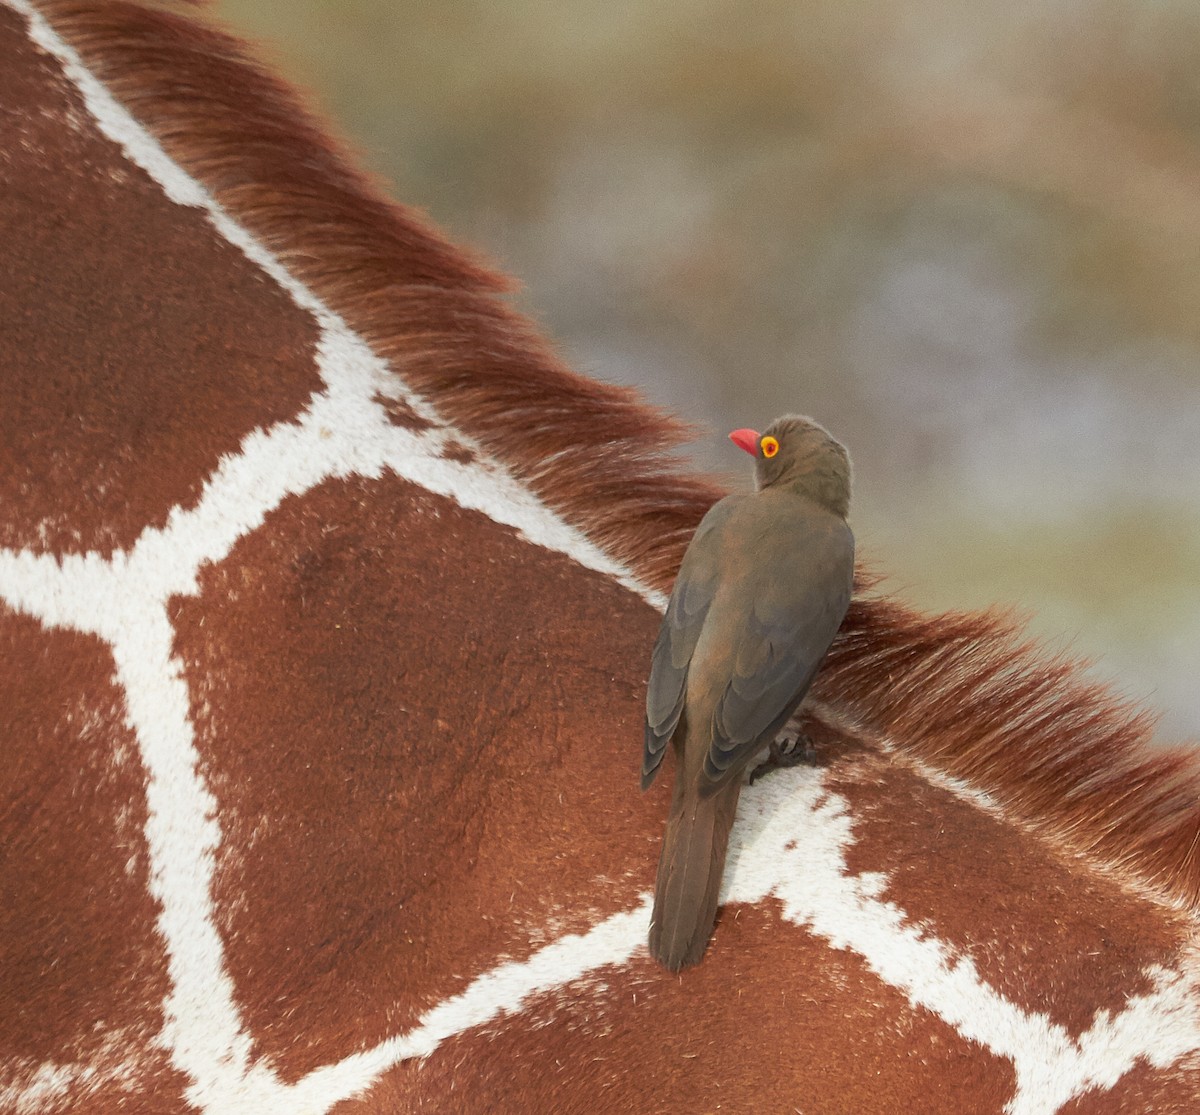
(213, 0), (1200, 741)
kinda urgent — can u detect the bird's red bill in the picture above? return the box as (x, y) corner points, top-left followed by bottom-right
(729, 428), (760, 455)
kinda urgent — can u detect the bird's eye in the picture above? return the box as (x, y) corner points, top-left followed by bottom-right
(761, 436), (779, 458)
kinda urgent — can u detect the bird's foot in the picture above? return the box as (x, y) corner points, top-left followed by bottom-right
(748, 731), (818, 785)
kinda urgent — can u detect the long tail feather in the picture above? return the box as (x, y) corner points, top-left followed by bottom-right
(648, 774), (740, 970)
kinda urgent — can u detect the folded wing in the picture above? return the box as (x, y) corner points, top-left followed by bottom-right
(641, 498), (739, 788)
(705, 516), (853, 785)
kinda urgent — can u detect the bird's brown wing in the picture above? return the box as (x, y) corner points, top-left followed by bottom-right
(704, 515), (854, 785)
(642, 496), (741, 789)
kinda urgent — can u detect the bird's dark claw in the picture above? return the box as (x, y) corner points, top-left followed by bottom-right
(748, 732), (818, 784)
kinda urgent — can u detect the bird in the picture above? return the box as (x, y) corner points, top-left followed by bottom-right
(642, 414), (855, 971)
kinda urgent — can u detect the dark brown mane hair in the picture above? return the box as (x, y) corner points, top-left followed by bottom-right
(37, 0), (1200, 911)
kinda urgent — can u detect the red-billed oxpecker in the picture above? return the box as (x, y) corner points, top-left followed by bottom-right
(642, 415), (855, 971)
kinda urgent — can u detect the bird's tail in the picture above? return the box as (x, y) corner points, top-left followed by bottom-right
(648, 775), (741, 971)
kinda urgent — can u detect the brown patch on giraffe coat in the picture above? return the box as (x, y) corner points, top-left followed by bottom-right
(440, 440), (476, 466)
(0, 4), (321, 558)
(827, 750), (1192, 1039)
(170, 472), (669, 1079)
(331, 902), (1016, 1115)
(0, 605), (187, 1103)
(371, 392), (435, 433)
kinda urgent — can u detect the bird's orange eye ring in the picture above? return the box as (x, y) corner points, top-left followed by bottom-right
(760, 436), (779, 458)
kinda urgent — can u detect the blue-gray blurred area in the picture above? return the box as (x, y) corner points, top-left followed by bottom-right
(213, 0), (1200, 743)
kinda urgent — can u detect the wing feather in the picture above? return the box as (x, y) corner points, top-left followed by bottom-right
(641, 497), (741, 788)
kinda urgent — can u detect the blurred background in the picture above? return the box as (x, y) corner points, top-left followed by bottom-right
(211, 0), (1200, 743)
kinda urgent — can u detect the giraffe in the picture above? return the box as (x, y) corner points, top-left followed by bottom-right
(3, 3), (1200, 1112)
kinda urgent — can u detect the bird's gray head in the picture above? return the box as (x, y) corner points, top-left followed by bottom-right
(729, 414), (852, 517)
